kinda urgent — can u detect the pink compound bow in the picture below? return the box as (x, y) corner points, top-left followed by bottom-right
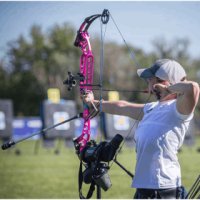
(65, 9), (109, 153)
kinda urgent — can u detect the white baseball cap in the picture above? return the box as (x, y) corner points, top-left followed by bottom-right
(137, 59), (186, 84)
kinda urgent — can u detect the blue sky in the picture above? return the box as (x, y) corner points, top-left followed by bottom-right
(0, 1), (200, 59)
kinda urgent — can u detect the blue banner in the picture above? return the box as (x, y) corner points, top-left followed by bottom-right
(13, 117), (42, 140)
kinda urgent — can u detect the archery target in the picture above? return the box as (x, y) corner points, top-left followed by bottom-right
(104, 113), (138, 141)
(42, 100), (76, 139)
(0, 100), (13, 139)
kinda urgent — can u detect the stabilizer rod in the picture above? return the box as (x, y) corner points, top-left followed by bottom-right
(2, 113), (83, 150)
(114, 158), (134, 178)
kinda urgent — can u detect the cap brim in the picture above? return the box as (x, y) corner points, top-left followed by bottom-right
(137, 68), (155, 79)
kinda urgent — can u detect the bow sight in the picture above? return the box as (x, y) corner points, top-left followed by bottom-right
(63, 72), (85, 91)
(63, 72), (102, 92)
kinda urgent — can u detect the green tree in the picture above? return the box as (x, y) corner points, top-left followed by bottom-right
(2, 23), (79, 115)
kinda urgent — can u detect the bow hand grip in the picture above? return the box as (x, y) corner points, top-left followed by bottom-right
(2, 141), (15, 150)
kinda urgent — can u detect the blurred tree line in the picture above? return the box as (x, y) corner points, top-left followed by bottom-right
(0, 23), (200, 120)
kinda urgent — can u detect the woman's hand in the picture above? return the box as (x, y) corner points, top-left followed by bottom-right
(81, 91), (94, 104)
(153, 83), (172, 101)
(81, 91), (98, 111)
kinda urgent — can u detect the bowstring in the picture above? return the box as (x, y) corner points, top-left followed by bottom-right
(99, 17), (107, 143)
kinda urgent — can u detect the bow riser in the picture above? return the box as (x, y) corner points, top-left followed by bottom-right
(80, 55), (94, 90)
(79, 33), (94, 91)
(77, 113), (90, 151)
(77, 32), (94, 151)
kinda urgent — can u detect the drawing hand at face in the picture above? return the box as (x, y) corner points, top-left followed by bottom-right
(153, 82), (171, 101)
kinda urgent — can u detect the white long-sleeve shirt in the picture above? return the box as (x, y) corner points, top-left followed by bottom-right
(132, 99), (193, 189)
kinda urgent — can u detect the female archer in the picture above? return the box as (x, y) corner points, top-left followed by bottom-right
(82, 59), (199, 199)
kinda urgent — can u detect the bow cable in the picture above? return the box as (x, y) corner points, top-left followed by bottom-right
(110, 13), (141, 69)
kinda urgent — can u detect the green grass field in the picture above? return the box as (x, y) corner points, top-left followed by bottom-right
(0, 137), (200, 199)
